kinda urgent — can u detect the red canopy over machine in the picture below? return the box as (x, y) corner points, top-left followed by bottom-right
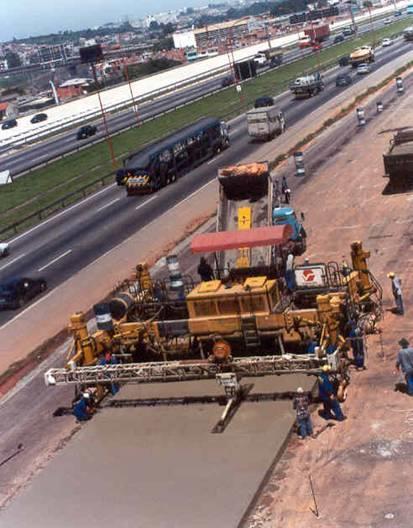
(191, 225), (293, 253)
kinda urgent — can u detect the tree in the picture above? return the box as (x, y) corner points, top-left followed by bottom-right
(149, 20), (160, 31)
(5, 51), (22, 68)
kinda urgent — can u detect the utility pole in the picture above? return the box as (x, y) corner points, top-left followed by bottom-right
(124, 63), (139, 126)
(90, 62), (116, 169)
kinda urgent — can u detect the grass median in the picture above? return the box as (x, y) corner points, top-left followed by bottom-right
(0, 16), (412, 237)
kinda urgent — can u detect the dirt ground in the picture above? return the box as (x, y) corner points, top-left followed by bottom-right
(246, 80), (413, 527)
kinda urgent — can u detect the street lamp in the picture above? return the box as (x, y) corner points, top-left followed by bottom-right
(80, 44), (116, 169)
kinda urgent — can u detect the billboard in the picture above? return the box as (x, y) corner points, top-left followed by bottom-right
(79, 44), (104, 64)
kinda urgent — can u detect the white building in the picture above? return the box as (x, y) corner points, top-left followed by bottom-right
(172, 29), (197, 49)
(0, 59), (8, 72)
(145, 11), (178, 27)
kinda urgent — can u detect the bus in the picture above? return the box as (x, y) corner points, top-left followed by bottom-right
(116, 117), (230, 195)
(407, 4), (413, 14)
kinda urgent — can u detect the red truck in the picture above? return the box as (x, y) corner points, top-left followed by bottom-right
(299, 24), (330, 48)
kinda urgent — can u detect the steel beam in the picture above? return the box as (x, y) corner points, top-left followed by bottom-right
(44, 355), (325, 386)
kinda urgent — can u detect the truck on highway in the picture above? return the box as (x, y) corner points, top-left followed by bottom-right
(350, 45), (374, 67)
(216, 162), (306, 272)
(246, 106), (285, 141)
(289, 72), (324, 98)
(383, 128), (413, 184)
(299, 24), (329, 48)
(254, 47), (283, 67)
(403, 26), (413, 41)
(117, 117), (230, 194)
(304, 23), (330, 43)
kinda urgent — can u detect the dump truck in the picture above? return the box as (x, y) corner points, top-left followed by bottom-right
(289, 72), (324, 98)
(216, 162), (274, 272)
(304, 23), (330, 43)
(383, 128), (413, 184)
(246, 106), (285, 141)
(216, 162), (306, 273)
(350, 45), (374, 67)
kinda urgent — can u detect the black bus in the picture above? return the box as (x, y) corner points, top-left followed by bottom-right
(116, 117), (230, 195)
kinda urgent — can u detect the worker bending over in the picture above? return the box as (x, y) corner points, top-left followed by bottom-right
(318, 365), (346, 421)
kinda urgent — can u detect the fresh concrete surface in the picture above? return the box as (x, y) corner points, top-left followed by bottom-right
(0, 375), (313, 528)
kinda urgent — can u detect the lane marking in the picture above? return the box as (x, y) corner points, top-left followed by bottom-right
(0, 179), (216, 330)
(135, 194), (158, 210)
(207, 154), (223, 165)
(96, 197), (121, 212)
(0, 253), (26, 272)
(0, 288), (55, 330)
(38, 249), (72, 272)
(9, 183), (117, 245)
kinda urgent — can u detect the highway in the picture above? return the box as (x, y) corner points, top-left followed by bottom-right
(0, 38), (410, 327)
(0, 14), (399, 177)
(0, 1), (402, 147)
(0, 48), (306, 177)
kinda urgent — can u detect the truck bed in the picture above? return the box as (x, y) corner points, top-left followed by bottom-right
(217, 163), (273, 271)
(384, 141), (413, 180)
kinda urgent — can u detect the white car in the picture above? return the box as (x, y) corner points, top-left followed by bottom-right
(0, 242), (9, 258)
(384, 18), (393, 25)
(357, 63), (371, 74)
(382, 38), (392, 47)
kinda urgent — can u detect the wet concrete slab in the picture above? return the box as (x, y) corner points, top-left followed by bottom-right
(0, 375), (313, 528)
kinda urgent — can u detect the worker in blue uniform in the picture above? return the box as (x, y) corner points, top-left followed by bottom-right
(318, 365), (346, 421)
(72, 393), (92, 422)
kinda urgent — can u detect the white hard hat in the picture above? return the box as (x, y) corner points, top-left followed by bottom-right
(297, 387), (304, 393)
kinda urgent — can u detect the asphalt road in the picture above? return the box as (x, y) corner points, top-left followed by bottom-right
(0, 16), (391, 177)
(0, 39), (410, 327)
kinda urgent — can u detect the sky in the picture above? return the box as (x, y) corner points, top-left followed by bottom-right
(1, 0), (206, 42)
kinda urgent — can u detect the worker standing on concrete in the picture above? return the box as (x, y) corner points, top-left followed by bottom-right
(293, 387), (314, 439)
(318, 365), (346, 421)
(388, 272), (404, 315)
(395, 338), (413, 395)
(198, 257), (214, 282)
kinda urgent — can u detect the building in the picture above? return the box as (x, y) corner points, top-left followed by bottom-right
(145, 11), (178, 27)
(57, 78), (93, 101)
(173, 18), (251, 50)
(173, 29), (197, 49)
(0, 59), (8, 72)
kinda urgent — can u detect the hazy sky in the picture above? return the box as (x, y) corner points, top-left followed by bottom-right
(1, 0), (206, 41)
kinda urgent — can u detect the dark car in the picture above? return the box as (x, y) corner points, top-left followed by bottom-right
(30, 113), (48, 124)
(1, 119), (17, 130)
(334, 34), (345, 44)
(254, 96), (275, 108)
(335, 73), (352, 87)
(77, 124), (97, 140)
(338, 55), (350, 67)
(0, 277), (47, 310)
(221, 75), (235, 88)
